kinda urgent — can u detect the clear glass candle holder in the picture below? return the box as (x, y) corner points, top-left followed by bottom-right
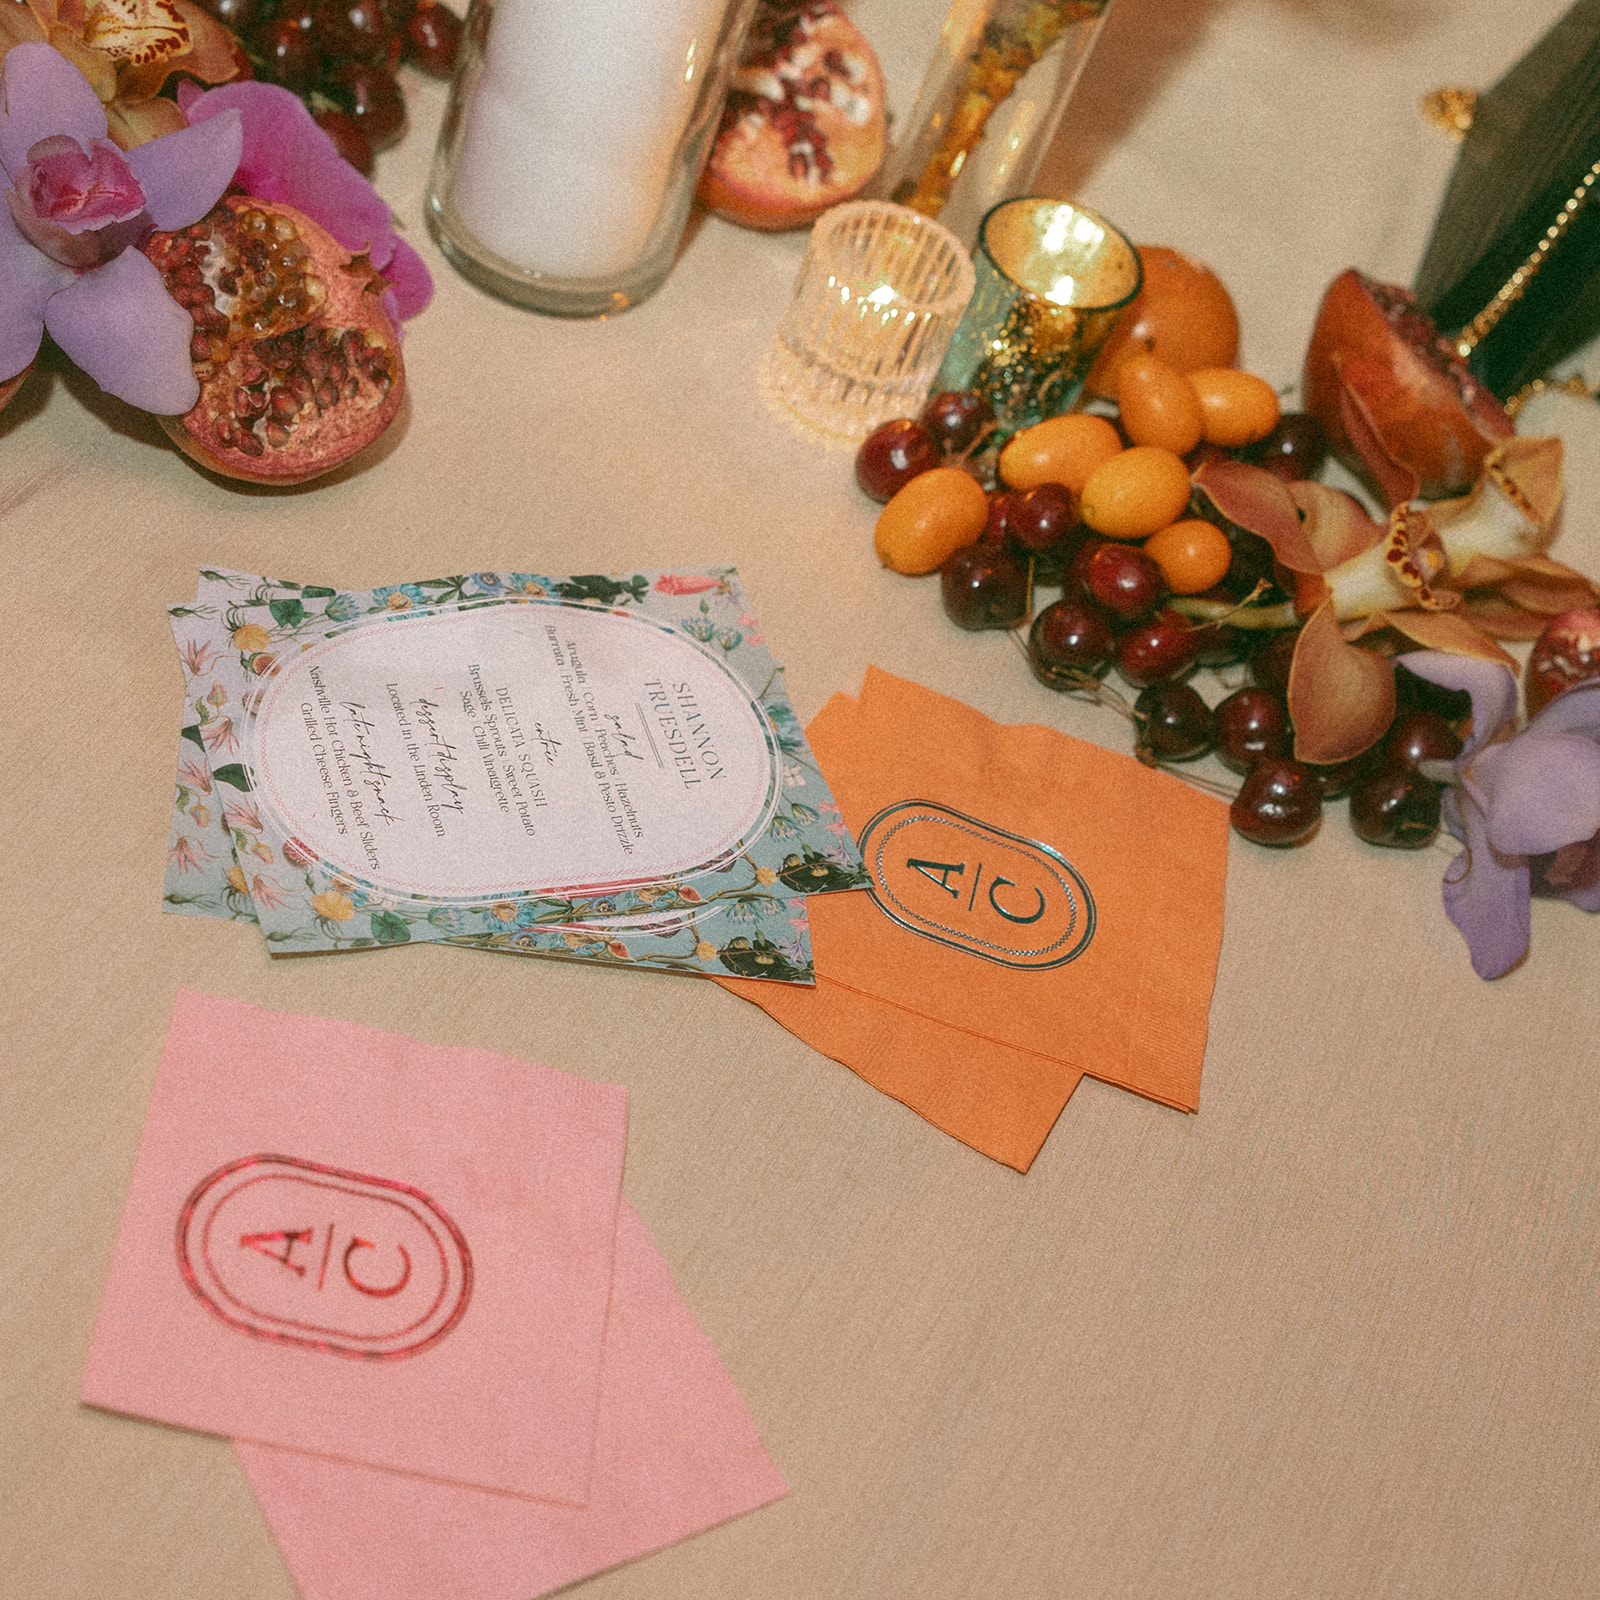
(869, 0), (1114, 250)
(935, 196), (1140, 437)
(426, 0), (758, 317)
(760, 201), (976, 445)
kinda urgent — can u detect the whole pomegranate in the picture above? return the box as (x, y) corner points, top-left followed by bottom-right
(144, 196), (404, 485)
(1303, 269), (1512, 505)
(1526, 607), (1600, 717)
(697, 0), (886, 230)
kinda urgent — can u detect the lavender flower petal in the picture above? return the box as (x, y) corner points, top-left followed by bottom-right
(1395, 651), (1516, 755)
(1440, 795), (1531, 980)
(1525, 676), (1600, 741)
(124, 109), (243, 231)
(0, 44), (107, 179)
(44, 248), (199, 413)
(0, 201), (69, 381)
(1473, 734), (1600, 855)
(379, 236), (433, 321)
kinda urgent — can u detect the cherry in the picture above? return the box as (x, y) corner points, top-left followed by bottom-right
(1349, 764), (1441, 848)
(1249, 629), (1299, 696)
(1392, 660), (1472, 722)
(251, 14), (322, 91)
(1191, 621), (1250, 667)
(314, 108), (375, 175)
(327, 59), (407, 148)
(1219, 527), (1283, 601)
(1214, 686), (1292, 774)
(200, 0), (261, 33)
(919, 389), (993, 455)
(1305, 746), (1380, 799)
(1384, 709), (1462, 770)
(1062, 536), (1104, 597)
(1079, 541), (1166, 622)
(1135, 681), (1214, 762)
(1231, 758), (1322, 846)
(1115, 608), (1197, 688)
(1007, 482), (1077, 554)
(1242, 411), (1327, 482)
(855, 419), (939, 503)
(1526, 606), (1600, 716)
(380, 0), (418, 28)
(1029, 598), (1113, 682)
(403, 0), (462, 76)
(979, 491), (1013, 545)
(316, 0), (394, 64)
(940, 544), (1029, 631)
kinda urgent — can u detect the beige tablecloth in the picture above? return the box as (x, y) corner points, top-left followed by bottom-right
(5, 3), (1599, 1596)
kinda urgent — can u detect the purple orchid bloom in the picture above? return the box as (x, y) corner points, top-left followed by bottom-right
(1399, 651), (1600, 979)
(1, 43), (241, 413)
(177, 80), (432, 324)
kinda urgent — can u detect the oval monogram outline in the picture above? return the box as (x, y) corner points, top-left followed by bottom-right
(176, 1154), (473, 1361)
(856, 799), (1096, 969)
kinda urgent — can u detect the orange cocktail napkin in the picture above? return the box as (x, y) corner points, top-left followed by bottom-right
(719, 668), (1230, 1170)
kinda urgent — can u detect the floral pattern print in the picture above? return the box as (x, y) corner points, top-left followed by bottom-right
(164, 565), (865, 981)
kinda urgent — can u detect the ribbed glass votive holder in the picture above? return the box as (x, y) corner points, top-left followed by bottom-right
(760, 201), (976, 445)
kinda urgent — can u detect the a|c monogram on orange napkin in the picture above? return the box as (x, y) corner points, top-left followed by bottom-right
(718, 669), (1231, 1171)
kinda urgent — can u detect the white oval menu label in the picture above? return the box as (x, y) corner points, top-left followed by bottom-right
(247, 602), (780, 901)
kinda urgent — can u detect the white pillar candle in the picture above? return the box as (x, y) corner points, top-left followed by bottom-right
(450, 0), (733, 282)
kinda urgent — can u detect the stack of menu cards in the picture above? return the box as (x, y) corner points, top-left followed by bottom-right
(165, 565), (865, 982)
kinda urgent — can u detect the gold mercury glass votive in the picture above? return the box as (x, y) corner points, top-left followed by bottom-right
(934, 197), (1141, 437)
(760, 201), (977, 446)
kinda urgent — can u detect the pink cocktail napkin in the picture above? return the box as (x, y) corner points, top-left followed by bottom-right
(235, 1200), (789, 1600)
(82, 991), (629, 1502)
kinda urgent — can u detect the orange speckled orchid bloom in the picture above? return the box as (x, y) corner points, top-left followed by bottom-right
(1191, 436), (1596, 764)
(4, 0), (242, 148)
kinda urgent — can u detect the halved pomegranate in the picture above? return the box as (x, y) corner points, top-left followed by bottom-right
(144, 195), (404, 486)
(697, 0), (886, 231)
(1303, 269), (1512, 507)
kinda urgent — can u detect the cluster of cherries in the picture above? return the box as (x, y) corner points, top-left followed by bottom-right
(855, 390), (1476, 850)
(199, 0), (463, 174)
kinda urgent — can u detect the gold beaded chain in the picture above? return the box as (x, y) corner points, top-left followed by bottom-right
(1504, 374), (1592, 417)
(1453, 155), (1600, 359)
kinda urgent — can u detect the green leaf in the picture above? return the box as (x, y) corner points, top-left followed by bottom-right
(212, 763), (251, 790)
(300, 585), (337, 599)
(180, 723), (204, 749)
(269, 598), (306, 628)
(370, 910), (410, 944)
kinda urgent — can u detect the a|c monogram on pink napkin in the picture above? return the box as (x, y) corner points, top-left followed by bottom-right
(81, 990), (629, 1503)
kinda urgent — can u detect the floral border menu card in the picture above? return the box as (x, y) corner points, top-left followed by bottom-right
(164, 566), (865, 981)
